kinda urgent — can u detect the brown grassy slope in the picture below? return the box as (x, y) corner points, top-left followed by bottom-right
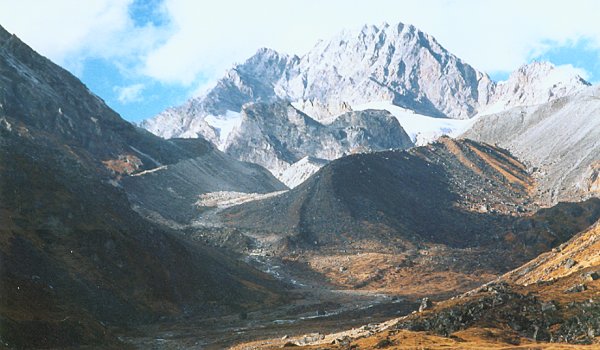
(504, 221), (600, 285)
(232, 328), (593, 349)
(387, 219), (600, 345)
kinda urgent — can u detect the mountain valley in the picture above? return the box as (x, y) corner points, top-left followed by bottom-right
(0, 14), (599, 350)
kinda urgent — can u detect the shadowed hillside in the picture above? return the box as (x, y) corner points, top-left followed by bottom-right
(0, 25), (287, 348)
(219, 137), (597, 254)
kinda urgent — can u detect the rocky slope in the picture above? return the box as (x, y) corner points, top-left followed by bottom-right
(504, 220), (600, 285)
(194, 138), (600, 302)
(215, 137), (600, 251)
(0, 30), (285, 228)
(223, 102), (413, 180)
(121, 137), (286, 225)
(280, 156), (330, 188)
(0, 25), (287, 348)
(390, 219), (600, 345)
(0, 24), (286, 228)
(216, 137), (531, 248)
(463, 85), (600, 205)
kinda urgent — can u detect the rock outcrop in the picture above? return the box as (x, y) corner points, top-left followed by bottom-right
(223, 102), (413, 180)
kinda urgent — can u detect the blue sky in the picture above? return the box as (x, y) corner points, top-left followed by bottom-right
(1, 0), (599, 123)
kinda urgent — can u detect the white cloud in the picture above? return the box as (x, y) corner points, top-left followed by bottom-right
(0, 0), (166, 74)
(553, 64), (591, 82)
(114, 83), (145, 103)
(190, 79), (218, 99)
(141, 0), (600, 84)
(2, 0), (600, 86)
(0, 0), (126, 61)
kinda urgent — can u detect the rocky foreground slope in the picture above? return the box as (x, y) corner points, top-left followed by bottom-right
(0, 26), (287, 348)
(390, 220), (600, 345)
(233, 220), (600, 349)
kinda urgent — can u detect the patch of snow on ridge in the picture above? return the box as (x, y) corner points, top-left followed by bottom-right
(204, 110), (242, 149)
(352, 102), (477, 145)
(196, 191), (287, 209)
(280, 156), (329, 188)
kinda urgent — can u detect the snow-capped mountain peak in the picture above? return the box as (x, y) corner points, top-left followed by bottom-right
(141, 47), (290, 146)
(281, 21), (493, 120)
(142, 20), (496, 146)
(141, 22), (592, 182)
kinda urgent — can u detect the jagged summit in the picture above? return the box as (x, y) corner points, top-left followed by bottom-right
(511, 60), (589, 84)
(141, 47), (291, 144)
(282, 21), (492, 119)
(141, 21), (494, 144)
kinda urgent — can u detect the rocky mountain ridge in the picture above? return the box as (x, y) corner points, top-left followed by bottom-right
(141, 22), (589, 148)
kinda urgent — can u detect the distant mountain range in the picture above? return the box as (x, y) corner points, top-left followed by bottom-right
(141, 22), (590, 187)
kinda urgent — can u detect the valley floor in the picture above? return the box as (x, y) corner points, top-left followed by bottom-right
(117, 255), (421, 349)
(116, 246), (600, 349)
